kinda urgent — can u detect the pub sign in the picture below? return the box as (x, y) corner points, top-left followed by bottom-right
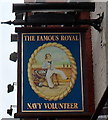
(21, 32), (84, 113)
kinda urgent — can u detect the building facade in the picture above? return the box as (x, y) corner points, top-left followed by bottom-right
(12, 0), (107, 119)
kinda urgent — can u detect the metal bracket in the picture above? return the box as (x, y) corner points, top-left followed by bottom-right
(1, 12), (104, 32)
(91, 12), (104, 32)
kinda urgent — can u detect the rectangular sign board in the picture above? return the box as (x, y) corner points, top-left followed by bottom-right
(21, 32), (84, 113)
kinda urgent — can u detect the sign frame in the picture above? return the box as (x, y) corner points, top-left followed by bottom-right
(14, 27), (95, 119)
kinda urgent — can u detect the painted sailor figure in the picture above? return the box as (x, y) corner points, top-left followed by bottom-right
(42, 53), (67, 88)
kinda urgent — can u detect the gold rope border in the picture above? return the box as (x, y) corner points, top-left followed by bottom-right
(28, 42), (77, 101)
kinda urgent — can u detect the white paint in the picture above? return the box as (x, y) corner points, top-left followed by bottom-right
(25, 0), (69, 2)
(91, 2), (107, 107)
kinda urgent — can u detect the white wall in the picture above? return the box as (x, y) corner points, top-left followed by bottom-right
(106, 2), (108, 86)
(25, 0), (68, 2)
(91, 2), (107, 108)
